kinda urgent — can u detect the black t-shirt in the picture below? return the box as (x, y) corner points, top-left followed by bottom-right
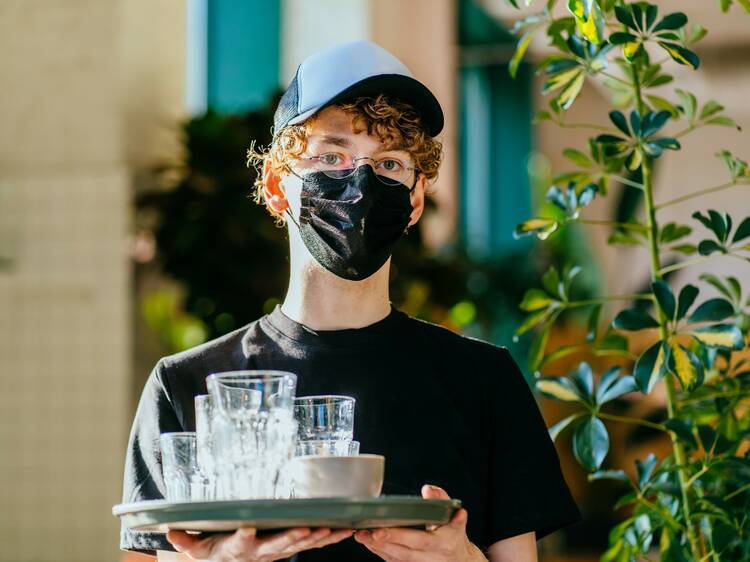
(120, 305), (580, 558)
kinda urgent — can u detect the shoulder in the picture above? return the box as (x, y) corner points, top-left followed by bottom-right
(154, 317), (263, 390)
(399, 310), (520, 378)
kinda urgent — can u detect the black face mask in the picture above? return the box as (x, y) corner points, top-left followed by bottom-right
(286, 165), (415, 281)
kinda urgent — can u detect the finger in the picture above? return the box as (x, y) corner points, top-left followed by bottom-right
(255, 527), (312, 557)
(278, 528), (331, 554)
(364, 535), (428, 562)
(448, 507), (469, 530)
(223, 527), (261, 558)
(362, 543), (401, 562)
(166, 530), (219, 559)
(421, 484), (451, 500)
(370, 528), (433, 550)
(308, 529), (354, 549)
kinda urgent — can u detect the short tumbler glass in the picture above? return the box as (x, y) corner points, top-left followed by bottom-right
(160, 432), (199, 502)
(294, 395), (355, 441)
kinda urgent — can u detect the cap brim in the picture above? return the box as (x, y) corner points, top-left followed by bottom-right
(288, 74), (444, 137)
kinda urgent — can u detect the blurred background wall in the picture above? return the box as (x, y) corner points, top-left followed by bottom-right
(0, 1), (747, 562)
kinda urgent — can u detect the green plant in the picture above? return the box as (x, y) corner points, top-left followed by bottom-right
(509, 1), (750, 559)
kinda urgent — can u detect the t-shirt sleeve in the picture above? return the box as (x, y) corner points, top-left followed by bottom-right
(119, 359), (183, 555)
(484, 348), (581, 546)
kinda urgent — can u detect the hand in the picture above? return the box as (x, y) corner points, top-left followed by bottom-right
(167, 526), (353, 561)
(354, 485), (487, 562)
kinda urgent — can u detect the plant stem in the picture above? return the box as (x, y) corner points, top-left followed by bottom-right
(608, 175), (645, 190)
(576, 218), (647, 230)
(557, 121), (618, 133)
(566, 294), (653, 308)
(600, 71), (631, 86)
(659, 255), (715, 275)
(655, 180), (746, 210)
(631, 62), (705, 558)
(724, 481), (750, 501)
(597, 412), (669, 433)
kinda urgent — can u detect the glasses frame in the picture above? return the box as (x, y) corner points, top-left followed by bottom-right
(293, 154), (420, 186)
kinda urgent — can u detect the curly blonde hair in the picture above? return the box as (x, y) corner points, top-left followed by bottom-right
(247, 94), (443, 221)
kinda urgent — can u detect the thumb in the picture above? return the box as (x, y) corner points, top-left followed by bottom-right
(421, 484), (451, 500)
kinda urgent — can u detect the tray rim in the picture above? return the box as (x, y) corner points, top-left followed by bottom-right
(114, 495), (462, 517)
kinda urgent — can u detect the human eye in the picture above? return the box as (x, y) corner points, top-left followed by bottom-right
(317, 152), (345, 167)
(378, 158), (404, 172)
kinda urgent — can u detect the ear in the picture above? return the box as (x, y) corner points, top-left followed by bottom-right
(262, 159), (288, 215)
(407, 172), (427, 227)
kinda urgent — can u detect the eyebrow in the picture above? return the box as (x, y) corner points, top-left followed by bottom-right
(309, 135), (353, 148)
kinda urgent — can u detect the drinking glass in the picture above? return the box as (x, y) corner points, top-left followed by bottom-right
(160, 432), (199, 502)
(295, 439), (360, 457)
(294, 396), (355, 441)
(192, 395), (215, 500)
(206, 371), (298, 499)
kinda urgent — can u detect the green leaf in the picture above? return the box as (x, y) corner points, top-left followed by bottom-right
(699, 273), (732, 299)
(737, 0), (750, 13)
(536, 375), (585, 402)
(597, 371), (637, 405)
(593, 330), (629, 354)
(707, 116), (741, 130)
(609, 110), (631, 136)
(732, 216), (750, 242)
(635, 453), (658, 489)
(589, 469), (631, 484)
(573, 416), (610, 471)
(691, 324), (745, 350)
(615, 5), (637, 29)
(609, 31), (638, 45)
(670, 342), (704, 390)
(652, 12), (687, 33)
(514, 218), (559, 240)
(697, 239), (724, 256)
(675, 89), (697, 122)
(510, 29), (538, 79)
(520, 288), (556, 311)
(676, 284), (699, 321)
(608, 230), (644, 246)
(659, 222), (692, 243)
(548, 412), (584, 441)
(688, 298), (735, 323)
(699, 100), (724, 120)
(587, 304), (602, 342)
(646, 95), (679, 118)
(658, 42), (700, 69)
(634, 341), (669, 394)
(516, 307), (553, 337)
(613, 308), (660, 331)
(664, 419), (697, 448)
(557, 70), (586, 110)
(542, 266), (563, 299)
(652, 280), (676, 320)
(670, 243), (697, 255)
(569, 362), (594, 402)
(529, 321), (552, 372)
(563, 148), (593, 167)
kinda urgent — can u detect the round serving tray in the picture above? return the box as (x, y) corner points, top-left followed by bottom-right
(113, 496), (462, 533)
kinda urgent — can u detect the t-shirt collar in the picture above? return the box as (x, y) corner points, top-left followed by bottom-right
(260, 304), (403, 349)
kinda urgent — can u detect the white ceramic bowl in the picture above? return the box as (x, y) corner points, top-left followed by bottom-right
(288, 454), (385, 498)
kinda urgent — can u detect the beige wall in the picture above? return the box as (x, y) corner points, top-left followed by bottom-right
(0, 1), (185, 561)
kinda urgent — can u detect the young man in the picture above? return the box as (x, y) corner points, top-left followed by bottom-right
(121, 40), (580, 562)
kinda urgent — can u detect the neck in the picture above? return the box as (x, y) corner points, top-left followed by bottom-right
(281, 257), (392, 331)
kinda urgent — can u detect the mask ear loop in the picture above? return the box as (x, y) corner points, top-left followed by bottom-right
(408, 169), (420, 193)
(285, 207), (301, 230)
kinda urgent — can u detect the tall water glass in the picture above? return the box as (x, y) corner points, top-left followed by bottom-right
(206, 371), (298, 499)
(160, 432), (199, 502)
(294, 395), (355, 441)
(192, 395), (215, 500)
